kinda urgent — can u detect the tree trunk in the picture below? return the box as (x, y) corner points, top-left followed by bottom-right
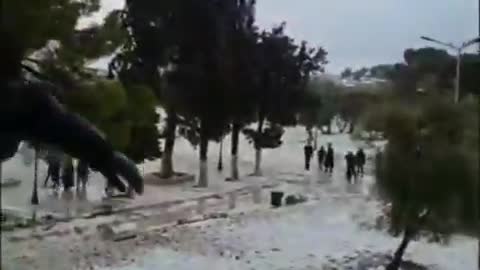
(313, 128), (318, 150)
(253, 149), (262, 176)
(253, 118), (264, 176)
(159, 110), (177, 179)
(31, 147), (39, 205)
(0, 161), (3, 183)
(386, 228), (414, 270)
(230, 122), (240, 180)
(198, 122), (209, 187)
(476, 170), (480, 270)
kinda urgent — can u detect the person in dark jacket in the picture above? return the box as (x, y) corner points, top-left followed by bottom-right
(62, 159), (75, 190)
(76, 160), (89, 188)
(51, 161), (61, 188)
(345, 151), (356, 182)
(317, 146), (325, 171)
(324, 143), (334, 174)
(304, 144), (314, 170)
(355, 148), (366, 176)
(44, 159), (60, 188)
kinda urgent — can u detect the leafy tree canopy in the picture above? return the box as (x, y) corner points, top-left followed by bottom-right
(64, 79), (160, 162)
(375, 97), (478, 237)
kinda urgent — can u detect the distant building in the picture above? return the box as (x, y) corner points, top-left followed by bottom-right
(341, 77), (388, 88)
(310, 73), (389, 91)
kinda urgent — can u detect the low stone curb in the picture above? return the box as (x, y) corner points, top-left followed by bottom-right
(101, 182), (279, 216)
(144, 172), (195, 186)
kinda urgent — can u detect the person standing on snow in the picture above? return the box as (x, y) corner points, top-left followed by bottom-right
(317, 146), (326, 171)
(304, 144), (314, 170)
(44, 149), (63, 189)
(76, 160), (89, 188)
(324, 143), (335, 174)
(44, 159), (61, 188)
(62, 158), (74, 191)
(345, 151), (356, 182)
(355, 148), (366, 176)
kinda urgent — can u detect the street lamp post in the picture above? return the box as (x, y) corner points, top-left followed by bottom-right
(421, 36), (480, 270)
(217, 138), (223, 171)
(454, 48), (461, 103)
(420, 36), (480, 103)
(31, 146), (39, 205)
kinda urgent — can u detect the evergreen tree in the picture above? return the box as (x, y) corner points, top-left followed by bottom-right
(1, 0), (134, 200)
(166, 0), (237, 187)
(222, 0), (258, 180)
(298, 82), (324, 145)
(110, 0), (181, 178)
(338, 90), (381, 134)
(245, 24), (327, 175)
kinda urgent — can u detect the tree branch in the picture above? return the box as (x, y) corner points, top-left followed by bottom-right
(24, 58), (44, 65)
(21, 64), (61, 93)
(21, 64), (50, 82)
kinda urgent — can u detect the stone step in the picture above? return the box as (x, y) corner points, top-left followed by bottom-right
(97, 222), (138, 241)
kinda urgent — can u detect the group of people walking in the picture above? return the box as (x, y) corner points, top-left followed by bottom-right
(43, 154), (130, 198)
(303, 142), (367, 182)
(344, 148), (366, 182)
(304, 143), (334, 173)
(315, 143), (335, 173)
(44, 156), (90, 191)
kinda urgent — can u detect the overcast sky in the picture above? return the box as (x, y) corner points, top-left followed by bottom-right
(87, 0), (478, 74)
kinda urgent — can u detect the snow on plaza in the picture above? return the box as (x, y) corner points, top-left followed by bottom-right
(1, 126), (477, 270)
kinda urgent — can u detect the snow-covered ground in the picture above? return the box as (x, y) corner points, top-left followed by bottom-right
(2, 127), (477, 270)
(97, 189), (475, 270)
(0, 124), (373, 214)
